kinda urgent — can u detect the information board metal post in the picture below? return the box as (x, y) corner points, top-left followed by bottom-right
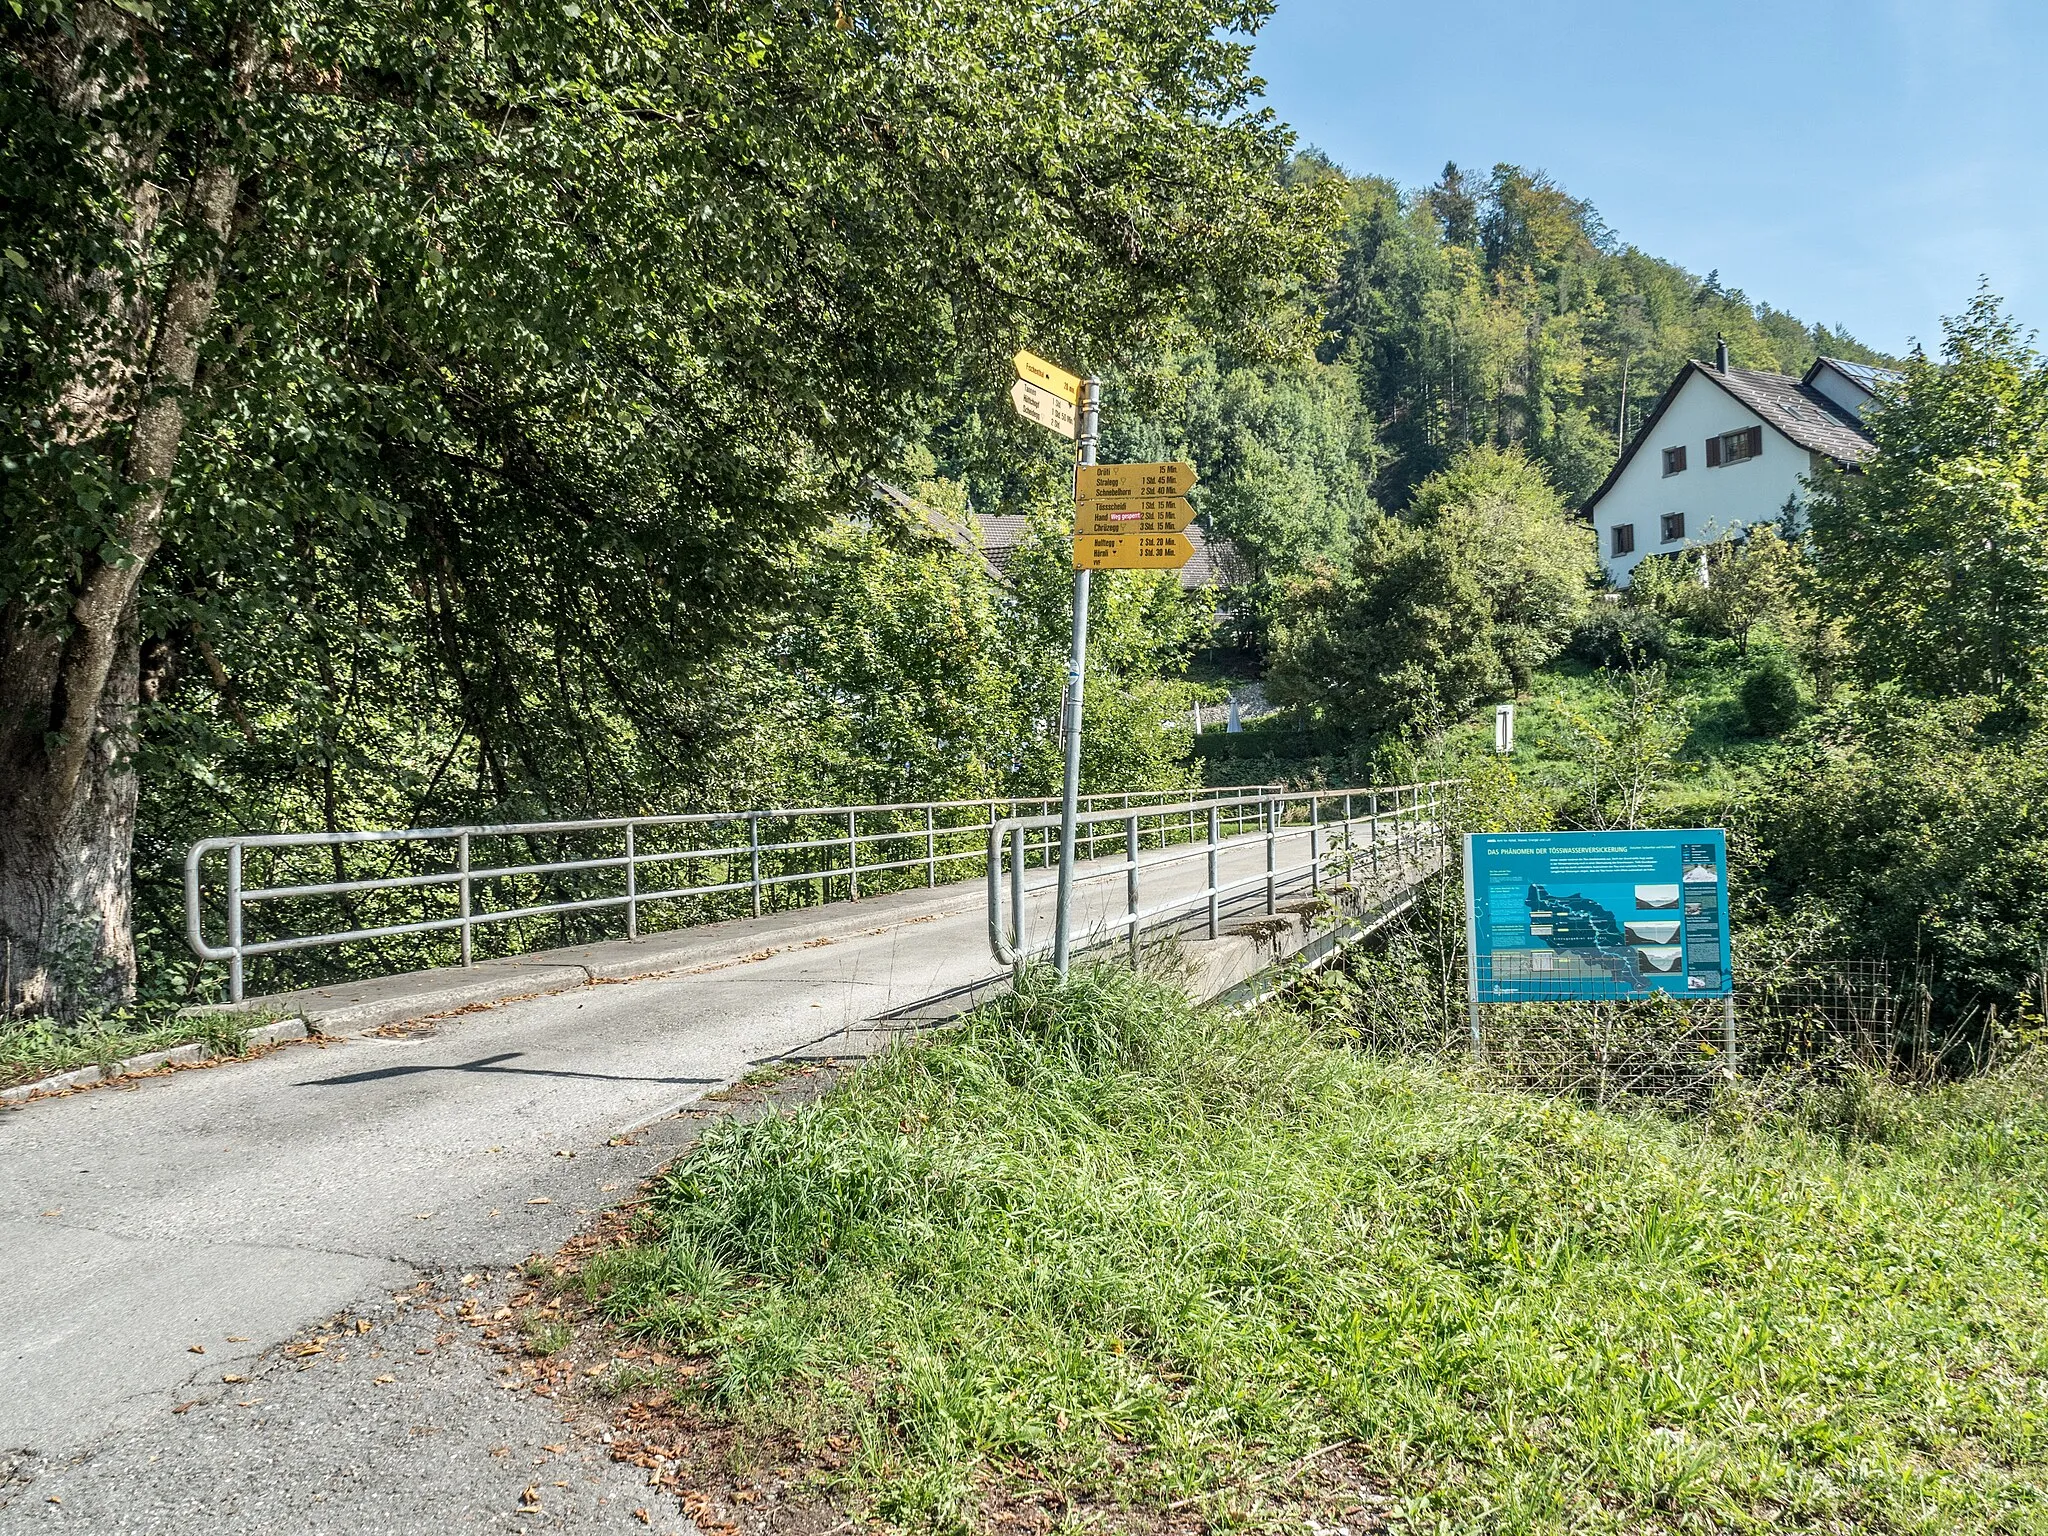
(1051, 376), (1103, 979)
(1462, 833), (1482, 1057)
(1723, 994), (1737, 1073)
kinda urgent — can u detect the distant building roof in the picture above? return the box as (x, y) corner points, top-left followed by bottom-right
(975, 513), (1240, 593)
(869, 480), (1009, 585)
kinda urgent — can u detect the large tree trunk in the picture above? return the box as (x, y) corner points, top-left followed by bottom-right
(0, 11), (263, 1019)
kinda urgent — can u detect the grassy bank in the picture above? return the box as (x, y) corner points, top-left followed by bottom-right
(582, 969), (2048, 1533)
(0, 1007), (259, 1089)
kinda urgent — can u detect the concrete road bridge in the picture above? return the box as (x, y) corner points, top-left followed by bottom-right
(0, 782), (1454, 1532)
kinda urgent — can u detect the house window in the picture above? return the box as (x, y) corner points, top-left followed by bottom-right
(1662, 445), (1687, 476)
(1705, 426), (1763, 467)
(1611, 523), (1635, 557)
(1661, 512), (1686, 543)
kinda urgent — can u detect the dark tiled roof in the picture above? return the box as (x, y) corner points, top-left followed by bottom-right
(1814, 356), (1904, 394)
(870, 480), (1010, 585)
(1707, 364), (1876, 462)
(976, 514), (1239, 592)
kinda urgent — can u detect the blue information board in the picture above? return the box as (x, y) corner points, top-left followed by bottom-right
(1463, 829), (1732, 1002)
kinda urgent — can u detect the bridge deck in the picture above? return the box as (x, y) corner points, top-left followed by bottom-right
(0, 825), (1441, 1520)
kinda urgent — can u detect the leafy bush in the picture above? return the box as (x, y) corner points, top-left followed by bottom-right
(1739, 651), (1805, 734)
(1565, 606), (1670, 670)
(1745, 691), (2048, 1050)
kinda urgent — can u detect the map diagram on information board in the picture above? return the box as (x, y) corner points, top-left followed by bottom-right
(1464, 830), (1733, 1002)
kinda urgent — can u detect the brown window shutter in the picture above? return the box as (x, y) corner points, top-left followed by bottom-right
(1748, 426), (1763, 457)
(1705, 436), (1722, 468)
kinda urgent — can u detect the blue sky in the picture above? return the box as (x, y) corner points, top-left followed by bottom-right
(1248, 0), (2045, 356)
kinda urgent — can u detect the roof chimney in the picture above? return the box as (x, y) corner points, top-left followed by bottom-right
(1715, 335), (1730, 373)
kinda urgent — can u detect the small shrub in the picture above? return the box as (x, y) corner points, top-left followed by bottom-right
(1567, 607), (1670, 670)
(522, 1317), (573, 1357)
(1740, 652), (1805, 734)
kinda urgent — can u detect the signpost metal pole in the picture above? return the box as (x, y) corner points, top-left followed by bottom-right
(1051, 376), (1102, 979)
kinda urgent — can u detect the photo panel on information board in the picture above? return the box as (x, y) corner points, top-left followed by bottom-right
(1467, 829), (1732, 1002)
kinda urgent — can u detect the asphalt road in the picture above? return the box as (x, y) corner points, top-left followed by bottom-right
(0, 823), (1375, 1530)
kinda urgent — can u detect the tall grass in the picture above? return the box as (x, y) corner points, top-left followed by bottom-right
(583, 967), (2048, 1533)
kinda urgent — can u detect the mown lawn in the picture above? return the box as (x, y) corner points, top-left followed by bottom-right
(582, 968), (2048, 1534)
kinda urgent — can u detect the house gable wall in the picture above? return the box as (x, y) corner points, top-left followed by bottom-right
(1590, 371), (1812, 585)
(1806, 361), (1876, 420)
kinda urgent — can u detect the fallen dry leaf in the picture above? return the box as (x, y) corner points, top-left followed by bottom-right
(526, 1197), (552, 1205)
(460, 1273), (480, 1287)
(633, 1511), (650, 1526)
(543, 1443), (566, 1454)
(374, 1374), (395, 1384)
(187, 1344), (206, 1354)
(355, 1319), (372, 1334)
(226, 1335), (249, 1342)
(221, 1374), (245, 1384)
(170, 1401), (197, 1414)
(520, 1484), (541, 1506)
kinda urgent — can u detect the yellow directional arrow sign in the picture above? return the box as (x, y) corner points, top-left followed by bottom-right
(1071, 532), (1196, 571)
(1010, 378), (1078, 439)
(1014, 349), (1083, 406)
(1077, 461), (1196, 500)
(1074, 495), (1197, 535)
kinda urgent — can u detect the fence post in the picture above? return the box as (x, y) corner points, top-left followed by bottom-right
(1125, 812), (1141, 961)
(847, 810), (859, 900)
(227, 843), (245, 1003)
(457, 832), (472, 970)
(749, 814), (763, 918)
(1723, 994), (1738, 1075)
(926, 805), (938, 888)
(624, 823), (638, 941)
(1208, 805), (1221, 939)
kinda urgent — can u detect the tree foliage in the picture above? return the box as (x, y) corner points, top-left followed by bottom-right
(1, 0), (1328, 1012)
(1809, 291), (2048, 721)
(1265, 518), (1506, 739)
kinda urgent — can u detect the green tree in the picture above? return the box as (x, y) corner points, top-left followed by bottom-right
(1809, 291), (2048, 719)
(1404, 444), (1595, 688)
(2, 0), (1332, 1015)
(1266, 518), (1507, 739)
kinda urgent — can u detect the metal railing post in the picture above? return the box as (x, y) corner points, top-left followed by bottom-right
(1343, 792), (1354, 883)
(227, 843), (245, 1003)
(1310, 796), (1322, 894)
(926, 805), (938, 888)
(1207, 805), (1221, 939)
(624, 823), (638, 941)
(1264, 798), (1277, 914)
(1371, 789), (1382, 884)
(749, 814), (763, 918)
(847, 810), (859, 900)
(457, 832), (472, 968)
(1125, 812), (1141, 961)
(1010, 823), (1027, 976)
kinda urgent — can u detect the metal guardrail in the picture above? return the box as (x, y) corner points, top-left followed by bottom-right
(184, 787), (1272, 1002)
(987, 781), (1459, 969)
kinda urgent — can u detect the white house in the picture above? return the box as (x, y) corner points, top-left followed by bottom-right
(1583, 341), (1901, 585)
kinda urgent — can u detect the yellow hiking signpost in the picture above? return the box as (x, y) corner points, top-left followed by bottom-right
(1005, 355), (1203, 975)
(1074, 494), (1197, 536)
(1070, 531), (1197, 570)
(1014, 349), (1083, 406)
(1077, 461), (1196, 499)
